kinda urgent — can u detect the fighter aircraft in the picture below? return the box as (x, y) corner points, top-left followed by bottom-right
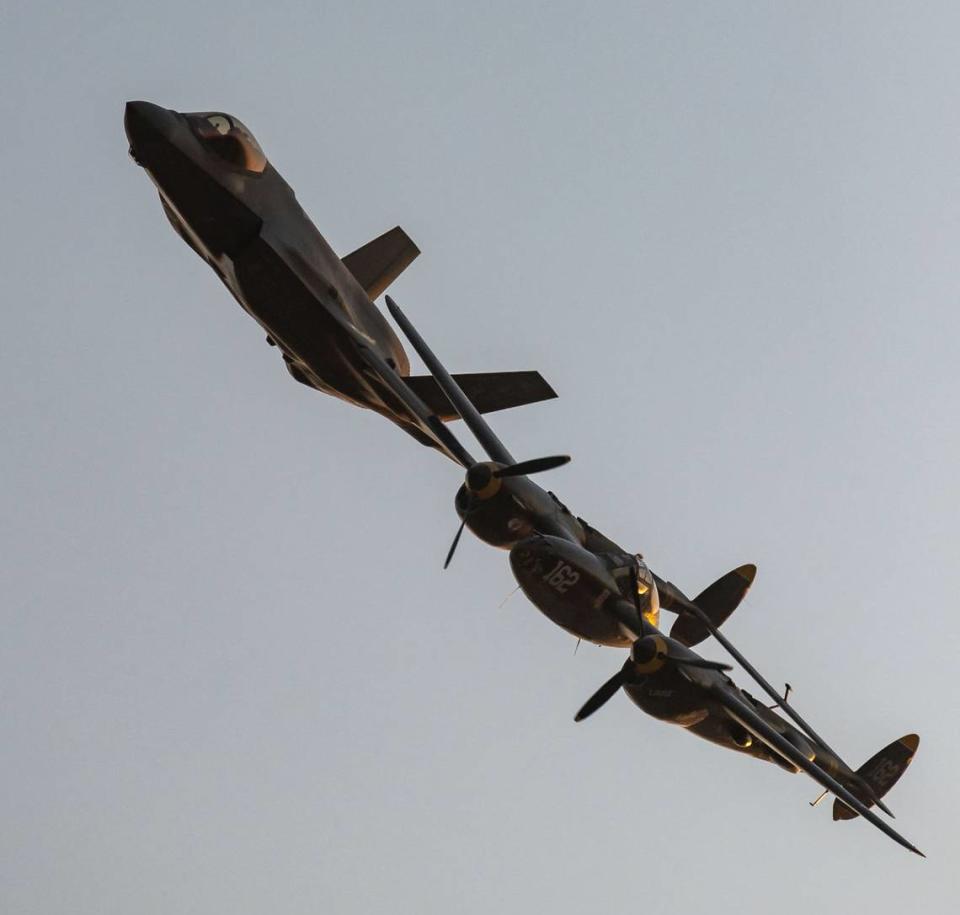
(384, 295), (924, 856)
(124, 101), (555, 459)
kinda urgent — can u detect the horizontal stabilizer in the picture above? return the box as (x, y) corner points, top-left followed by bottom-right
(404, 371), (557, 421)
(342, 226), (420, 300)
(834, 734), (920, 821)
(670, 564), (756, 647)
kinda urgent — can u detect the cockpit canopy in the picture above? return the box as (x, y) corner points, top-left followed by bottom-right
(185, 112), (268, 174)
(634, 556), (660, 627)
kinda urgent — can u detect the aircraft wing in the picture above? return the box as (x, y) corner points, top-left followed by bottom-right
(703, 678), (924, 856)
(295, 279), (475, 468)
(231, 233), (472, 465)
(354, 337), (476, 468)
(342, 333), (476, 466)
(386, 296), (516, 465)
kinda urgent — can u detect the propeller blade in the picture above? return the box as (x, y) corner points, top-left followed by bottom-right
(495, 455), (570, 479)
(574, 668), (627, 722)
(443, 517), (469, 570)
(670, 656), (733, 672)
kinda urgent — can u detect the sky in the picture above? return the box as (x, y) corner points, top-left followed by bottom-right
(3, 1), (959, 911)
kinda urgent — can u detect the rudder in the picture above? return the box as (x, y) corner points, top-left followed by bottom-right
(670, 564), (756, 647)
(833, 734), (920, 820)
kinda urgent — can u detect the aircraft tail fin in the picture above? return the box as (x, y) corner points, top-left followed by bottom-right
(404, 371), (557, 421)
(670, 564), (757, 647)
(833, 734), (920, 821)
(341, 226), (420, 300)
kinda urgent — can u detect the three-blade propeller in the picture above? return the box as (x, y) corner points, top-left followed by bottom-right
(443, 455), (570, 569)
(575, 634), (731, 722)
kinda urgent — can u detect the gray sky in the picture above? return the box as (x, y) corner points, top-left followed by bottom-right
(3, 2), (959, 911)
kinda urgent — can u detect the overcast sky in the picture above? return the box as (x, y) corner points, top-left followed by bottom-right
(3, 2), (959, 912)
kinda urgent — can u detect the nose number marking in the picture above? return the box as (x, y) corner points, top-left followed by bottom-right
(542, 560), (580, 594)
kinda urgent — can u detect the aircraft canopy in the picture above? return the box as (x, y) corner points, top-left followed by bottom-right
(186, 112), (268, 174)
(635, 556), (660, 626)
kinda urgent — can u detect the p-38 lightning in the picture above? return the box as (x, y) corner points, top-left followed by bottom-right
(124, 100), (555, 458)
(383, 296), (923, 857)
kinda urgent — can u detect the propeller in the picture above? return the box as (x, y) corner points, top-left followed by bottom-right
(575, 666), (630, 722)
(442, 455), (570, 569)
(443, 517), (469, 570)
(495, 455), (570, 478)
(574, 634), (731, 722)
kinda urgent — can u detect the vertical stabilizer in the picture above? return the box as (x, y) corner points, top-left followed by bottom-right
(341, 227), (419, 300)
(833, 734), (920, 820)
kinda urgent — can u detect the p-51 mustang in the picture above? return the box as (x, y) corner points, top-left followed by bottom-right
(124, 101), (555, 458)
(383, 296), (923, 857)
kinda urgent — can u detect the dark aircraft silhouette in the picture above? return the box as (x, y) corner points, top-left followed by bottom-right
(385, 295), (923, 856)
(124, 101), (555, 459)
(124, 100), (923, 856)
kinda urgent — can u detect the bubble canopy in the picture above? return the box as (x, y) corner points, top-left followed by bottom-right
(185, 113), (267, 174)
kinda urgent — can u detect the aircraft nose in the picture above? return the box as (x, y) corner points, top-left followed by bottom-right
(124, 100), (175, 152)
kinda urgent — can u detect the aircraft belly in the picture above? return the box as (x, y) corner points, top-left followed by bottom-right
(540, 605), (631, 647)
(222, 237), (463, 455)
(227, 236), (371, 402)
(144, 143), (262, 258)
